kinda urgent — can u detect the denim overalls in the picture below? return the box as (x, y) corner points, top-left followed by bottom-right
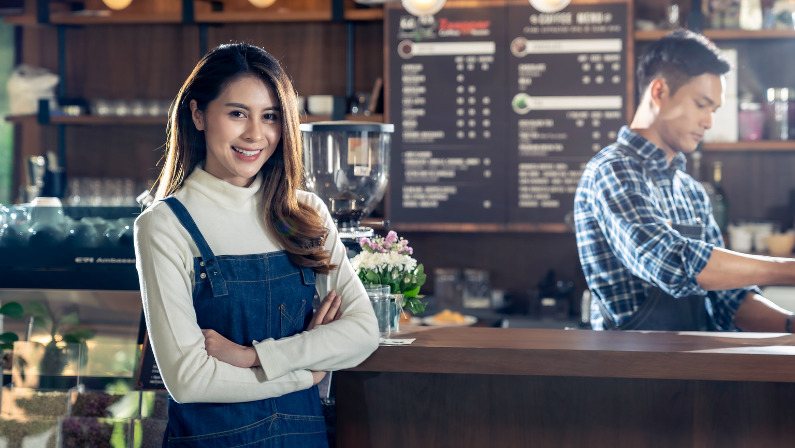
(162, 197), (328, 448)
(595, 147), (718, 331)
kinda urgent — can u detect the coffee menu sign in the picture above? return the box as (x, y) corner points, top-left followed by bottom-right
(387, 7), (508, 224)
(386, 0), (630, 226)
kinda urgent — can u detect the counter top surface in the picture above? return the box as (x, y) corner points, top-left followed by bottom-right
(347, 327), (795, 383)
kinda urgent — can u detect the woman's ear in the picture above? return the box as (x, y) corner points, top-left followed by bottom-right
(190, 99), (204, 131)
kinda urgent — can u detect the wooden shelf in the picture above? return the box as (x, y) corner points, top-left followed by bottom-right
(301, 114), (385, 123)
(635, 29), (795, 41)
(2, 12), (182, 25)
(388, 222), (570, 233)
(195, 10), (331, 23)
(703, 141), (795, 151)
(2, 7), (383, 25)
(7, 113), (384, 125)
(344, 8), (383, 21)
(5, 114), (167, 125)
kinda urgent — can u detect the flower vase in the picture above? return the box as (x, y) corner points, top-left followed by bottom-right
(390, 293), (403, 333)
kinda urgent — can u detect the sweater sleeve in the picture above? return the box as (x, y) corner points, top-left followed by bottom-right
(134, 205), (314, 404)
(254, 193), (380, 380)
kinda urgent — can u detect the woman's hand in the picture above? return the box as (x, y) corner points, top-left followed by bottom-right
(307, 290), (342, 331)
(311, 370), (327, 385)
(202, 329), (260, 368)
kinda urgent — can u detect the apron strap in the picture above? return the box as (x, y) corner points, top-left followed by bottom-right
(162, 197), (229, 297)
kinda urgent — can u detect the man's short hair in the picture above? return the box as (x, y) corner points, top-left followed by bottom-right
(637, 29), (731, 98)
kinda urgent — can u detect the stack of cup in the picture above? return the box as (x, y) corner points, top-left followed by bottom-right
(364, 284), (392, 339)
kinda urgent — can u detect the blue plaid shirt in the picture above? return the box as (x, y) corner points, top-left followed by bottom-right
(574, 126), (757, 330)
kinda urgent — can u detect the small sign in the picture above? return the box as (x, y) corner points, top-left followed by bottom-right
(134, 332), (166, 391)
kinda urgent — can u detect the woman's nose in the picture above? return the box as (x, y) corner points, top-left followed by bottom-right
(243, 119), (264, 141)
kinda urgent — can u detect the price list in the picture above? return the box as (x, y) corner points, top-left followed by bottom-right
(507, 2), (629, 223)
(387, 7), (508, 223)
(386, 1), (630, 226)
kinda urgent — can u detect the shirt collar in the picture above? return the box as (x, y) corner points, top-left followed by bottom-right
(616, 126), (688, 175)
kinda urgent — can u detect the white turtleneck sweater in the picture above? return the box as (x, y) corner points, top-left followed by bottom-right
(134, 167), (379, 404)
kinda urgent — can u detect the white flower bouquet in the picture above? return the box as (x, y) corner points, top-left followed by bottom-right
(350, 231), (427, 314)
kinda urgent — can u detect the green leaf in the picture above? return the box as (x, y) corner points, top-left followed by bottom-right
(404, 297), (426, 315)
(0, 342), (13, 350)
(364, 271), (380, 283)
(402, 285), (421, 298)
(0, 332), (19, 344)
(32, 316), (51, 331)
(0, 302), (24, 320)
(58, 312), (80, 327)
(24, 301), (49, 318)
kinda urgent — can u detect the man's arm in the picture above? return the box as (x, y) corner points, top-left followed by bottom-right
(696, 247), (795, 290)
(695, 248), (795, 332)
(733, 291), (793, 332)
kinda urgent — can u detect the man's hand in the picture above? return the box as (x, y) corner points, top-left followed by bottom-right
(307, 290), (343, 331)
(202, 329), (260, 368)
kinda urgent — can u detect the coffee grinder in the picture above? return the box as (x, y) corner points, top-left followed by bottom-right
(299, 121), (393, 255)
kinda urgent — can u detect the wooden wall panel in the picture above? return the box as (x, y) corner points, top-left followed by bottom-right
(63, 125), (165, 182)
(62, 25), (200, 101)
(207, 23), (349, 97)
(353, 20), (384, 96)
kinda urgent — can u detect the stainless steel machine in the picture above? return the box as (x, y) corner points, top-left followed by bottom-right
(299, 121), (394, 249)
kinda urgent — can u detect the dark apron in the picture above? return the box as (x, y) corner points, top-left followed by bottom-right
(161, 197), (328, 448)
(596, 146), (718, 331)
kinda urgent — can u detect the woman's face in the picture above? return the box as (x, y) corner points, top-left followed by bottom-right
(190, 75), (282, 188)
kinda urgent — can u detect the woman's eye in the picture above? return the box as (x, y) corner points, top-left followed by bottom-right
(264, 113), (279, 121)
(230, 110), (246, 118)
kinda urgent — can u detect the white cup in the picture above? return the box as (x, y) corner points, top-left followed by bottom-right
(307, 95), (334, 115)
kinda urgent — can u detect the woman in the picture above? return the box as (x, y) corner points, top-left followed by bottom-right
(134, 43), (379, 447)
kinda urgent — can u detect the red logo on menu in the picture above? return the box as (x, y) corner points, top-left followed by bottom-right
(437, 18), (491, 35)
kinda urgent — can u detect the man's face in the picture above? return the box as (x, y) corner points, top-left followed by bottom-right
(655, 73), (724, 156)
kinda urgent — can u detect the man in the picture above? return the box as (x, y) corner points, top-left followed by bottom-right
(574, 29), (795, 331)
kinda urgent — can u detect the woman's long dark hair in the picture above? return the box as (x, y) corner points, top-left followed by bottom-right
(155, 43), (335, 274)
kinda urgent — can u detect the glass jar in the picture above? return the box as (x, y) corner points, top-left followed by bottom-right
(739, 100), (764, 141)
(767, 87), (790, 140)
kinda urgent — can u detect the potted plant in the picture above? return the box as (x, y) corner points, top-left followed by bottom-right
(350, 231), (428, 320)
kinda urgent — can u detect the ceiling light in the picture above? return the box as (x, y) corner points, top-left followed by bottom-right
(249, 0), (278, 7)
(401, 0), (446, 17)
(102, 0), (133, 10)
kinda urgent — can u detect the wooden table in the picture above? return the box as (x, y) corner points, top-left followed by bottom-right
(335, 328), (795, 448)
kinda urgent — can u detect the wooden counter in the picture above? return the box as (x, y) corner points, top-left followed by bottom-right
(335, 328), (795, 448)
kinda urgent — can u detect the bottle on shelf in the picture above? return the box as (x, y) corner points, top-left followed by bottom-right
(711, 161), (730, 231)
(690, 150), (715, 197)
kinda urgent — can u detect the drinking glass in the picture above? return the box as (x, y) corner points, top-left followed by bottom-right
(364, 284), (392, 339)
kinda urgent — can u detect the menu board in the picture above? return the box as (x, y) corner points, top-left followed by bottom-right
(386, 0), (630, 226)
(507, 1), (628, 223)
(387, 7), (508, 223)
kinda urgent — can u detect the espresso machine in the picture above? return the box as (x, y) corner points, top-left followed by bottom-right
(300, 121), (394, 254)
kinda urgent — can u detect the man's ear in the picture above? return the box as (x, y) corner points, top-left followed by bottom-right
(648, 78), (668, 108)
(190, 99), (204, 131)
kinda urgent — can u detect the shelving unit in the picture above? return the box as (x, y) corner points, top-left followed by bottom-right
(4, 0), (386, 200)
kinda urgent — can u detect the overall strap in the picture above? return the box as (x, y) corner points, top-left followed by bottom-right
(162, 197), (229, 297)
